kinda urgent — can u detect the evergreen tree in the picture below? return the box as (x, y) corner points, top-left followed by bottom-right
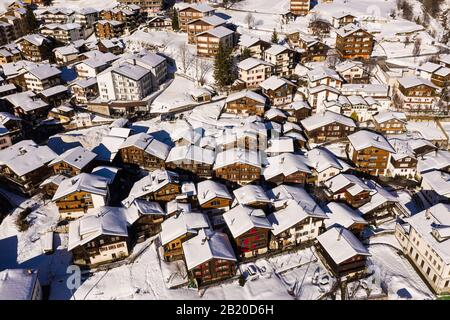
(25, 6), (39, 32)
(271, 29), (279, 43)
(172, 8), (180, 31)
(240, 48), (252, 61)
(214, 43), (235, 88)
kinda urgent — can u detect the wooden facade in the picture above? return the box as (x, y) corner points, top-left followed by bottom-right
(16, 37), (53, 62)
(336, 27), (374, 60)
(350, 146), (391, 176)
(304, 122), (356, 143)
(72, 235), (129, 266)
(178, 6), (214, 32)
(316, 243), (369, 277)
(224, 95), (265, 116)
(51, 160), (95, 178)
(187, 18), (224, 44)
(95, 21), (125, 40)
(188, 258), (236, 287)
(55, 190), (96, 217)
(290, 0), (311, 16)
(0, 164), (53, 196)
(214, 163), (260, 185)
(233, 227), (270, 259)
(131, 214), (165, 242)
(119, 146), (166, 171)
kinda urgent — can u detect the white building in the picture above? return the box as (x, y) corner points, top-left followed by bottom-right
(237, 57), (273, 88)
(420, 170), (450, 206)
(0, 269), (42, 300)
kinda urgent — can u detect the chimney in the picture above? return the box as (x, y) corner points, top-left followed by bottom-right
(337, 228), (344, 241)
(425, 209), (431, 220)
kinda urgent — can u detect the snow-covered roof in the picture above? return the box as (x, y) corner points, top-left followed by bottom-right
(306, 147), (352, 173)
(317, 227), (371, 264)
(335, 60), (364, 73)
(358, 180), (398, 215)
(233, 184), (270, 206)
(223, 205), (272, 238)
(4, 91), (49, 112)
(421, 170), (450, 197)
(123, 169), (179, 206)
(237, 57), (274, 71)
(160, 211), (210, 245)
(307, 66), (342, 82)
(188, 14), (226, 27)
(0, 140), (57, 176)
(348, 130), (395, 153)
(182, 229), (236, 270)
(324, 202), (367, 230)
(265, 44), (291, 56)
(373, 111), (407, 124)
(112, 63), (150, 81)
(0, 269), (39, 300)
(404, 203), (450, 263)
(260, 76), (296, 91)
(397, 76), (439, 90)
(418, 62), (442, 74)
(263, 153), (311, 181)
(268, 199), (327, 236)
(166, 144), (215, 165)
(214, 148), (261, 170)
(68, 206), (129, 251)
(27, 65), (61, 80)
(197, 180), (232, 206)
(336, 23), (368, 38)
(238, 35), (269, 48)
(225, 89), (266, 105)
(301, 111), (356, 132)
(49, 146), (96, 170)
(40, 174), (67, 188)
(91, 166), (119, 184)
(324, 173), (373, 196)
(72, 77), (97, 88)
(52, 173), (109, 201)
(198, 26), (233, 38)
(18, 34), (49, 47)
(418, 150), (450, 174)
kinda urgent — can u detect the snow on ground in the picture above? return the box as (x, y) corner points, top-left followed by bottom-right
(230, 0), (290, 14)
(0, 195), (72, 289)
(150, 76), (198, 114)
(406, 121), (447, 142)
(311, 0), (397, 20)
(367, 244), (433, 300)
(52, 0), (117, 10)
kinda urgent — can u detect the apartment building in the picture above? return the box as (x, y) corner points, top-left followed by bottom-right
(335, 23), (374, 60)
(178, 3), (215, 32)
(196, 26), (234, 58)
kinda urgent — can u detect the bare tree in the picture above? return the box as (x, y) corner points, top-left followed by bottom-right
(244, 12), (255, 29)
(194, 57), (213, 85)
(178, 43), (194, 74)
(412, 37), (422, 56)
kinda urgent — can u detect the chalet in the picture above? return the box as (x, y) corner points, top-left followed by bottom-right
(300, 111), (357, 143)
(265, 109), (288, 125)
(308, 18), (331, 37)
(3, 91), (49, 124)
(40, 85), (69, 107)
(395, 203), (450, 294)
(335, 24), (374, 60)
(48, 105), (74, 124)
(100, 4), (143, 33)
(268, 196), (327, 250)
(148, 16), (172, 30)
(40, 23), (83, 44)
(332, 13), (357, 28)
(182, 229), (237, 288)
(0, 112), (22, 143)
(214, 148), (261, 185)
(75, 52), (118, 79)
(421, 170), (450, 205)
(123, 169), (181, 204)
(123, 199), (165, 242)
(324, 202), (368, 237)
(223, 205), (272, 259)
(70, 77), (99, 104)
(171, 127), (202, 147)
(328, 95), (382, 122)
(280, 101), (311, 123)
(263, 153), (311, 185)
(358, 180), (407, 225)
(373, 111), (407, 135)
(118, 133), (171, 170)
(49, 146), (97, 177)
(263, 45), (295, 77)
(178, 3), (215, 32)
(160, 211), (210, 261)
(307, 66), (343, 90)
(316, 227), (371, 277)
(197, 180), (232, 214)
(95, 20), (125, 40)
(53, 44), (80, 65)
(387, 137), (418, 178)
(238, 35), (271, 60)
(24, 65), (61, 93)
(16, 34), (53, 62)
(166, 144), (215, 179)
(224, 90), (267, 117)
(307, 85), (341, 112)
(196, 26), (234, 58)
(117, 0), (162, 14)
(0, 45), (22, 64)
(97, 38), (125, 55)
(347, 130), (396, 176)
(290, 0), (311, 16)
(290, 33), (328, 63)
(0, 269), (42, 300)
(237, 58), (274, 88)
(39, 174), (67, 198)
(187, 15), (226, 44)
(335, 60), (368, 84)
(323, 173), (375, 208)
(0, 140), (57, 195)
(259, 76), (297, 106)
(396, 77), (439, 112)
(68, 206), (130, 266)
(233, 184), (270, 208)
(52, 173), (110, 220)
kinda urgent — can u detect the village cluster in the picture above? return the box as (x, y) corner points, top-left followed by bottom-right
(0, 0), (450, 300)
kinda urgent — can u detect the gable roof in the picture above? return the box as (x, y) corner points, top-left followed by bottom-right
(223, 205), (272, 238)
(52, 173), (109, 201)
(348, 130), (395, 153)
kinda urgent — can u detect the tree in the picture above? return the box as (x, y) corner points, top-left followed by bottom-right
(240, 48), (252, 61)
(172, 8), (180, 31)
(213, 43), (235, 88)
(350, 111), (359, 122)
(271, 29), (279, 44)
(194, 57), (212, 86)
(413, 37), (422, 56)
(25, 6), (39, 32)
(178, 43), (194, 74)
(244, 12), (255, 29)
